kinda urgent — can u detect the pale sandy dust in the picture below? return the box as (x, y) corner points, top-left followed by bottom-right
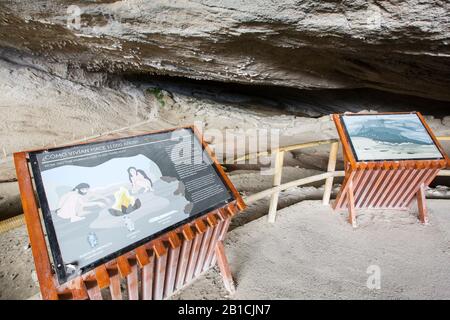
(172, 199), (450, 300)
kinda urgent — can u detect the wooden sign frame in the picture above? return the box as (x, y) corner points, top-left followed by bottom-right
(332, 112), (449, 227)
(14, 125), (246, 300)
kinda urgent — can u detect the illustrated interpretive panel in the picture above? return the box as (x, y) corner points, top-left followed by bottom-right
(29, 127), (235, 283)
(341, 113), (444, 161)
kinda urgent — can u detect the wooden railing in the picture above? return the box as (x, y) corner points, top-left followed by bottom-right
(0, 137), (449, 232)
(239, 136), (450, 223)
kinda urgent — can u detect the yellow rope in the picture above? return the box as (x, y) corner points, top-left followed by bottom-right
(0, 214), (25, 234)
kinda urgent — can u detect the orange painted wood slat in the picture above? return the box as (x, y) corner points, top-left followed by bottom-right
(347, 179), (356, 227)
(371, 168), (397, 208)
(135, 245), (150, 267)
(394, 167), (429, 208)
(355, 169), (380, 208)
(347, 167), (366, 207)
(211, 210), (232, 267)
(403, 168), (437, 207)
(163, 232), (182, 298)
(13, 152), (59, 300)
(333, 170), (356, 210)
(108, 269), (122, 300)
(389, 169), (418, 208)
(69, 277), (89, 300)
(215, 241), (235, 294)
(361, 168), (388, 208)
(379, 169), (408, 208)
(174, 226), (195, 291)
(226, 205), (236, 217)
(194, 217), (215, 277)
(152, 241), (168, 300)
(141, 252), (154, 300)
(218, 208), (232, 241)
(417, 183), (429, 224)
(388, 168), (419, 208)
(424, 167), (441, 185)
(94, 265), (111, 289)
(203, 214), (223, 272)
(117, 256), (132, 278)
(126, 261), (139, 300)
(236, 200), (246, 211)
(85, 281), (103, 300)
(184, 221), (206, 284)
(353, 168), (372, 207)
(194, 222), (213, 277)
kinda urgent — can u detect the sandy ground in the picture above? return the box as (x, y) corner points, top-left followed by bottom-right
(171, 200), (450, 300)
(0, 225), (38, 300)
(2, 199), (450, 300)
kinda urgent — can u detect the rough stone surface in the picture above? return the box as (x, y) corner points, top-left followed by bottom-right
(3, 200), (450, 299)
(1, 0), (449, 100)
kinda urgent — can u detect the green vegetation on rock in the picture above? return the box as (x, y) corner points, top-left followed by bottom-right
(146, 88), (166, 107)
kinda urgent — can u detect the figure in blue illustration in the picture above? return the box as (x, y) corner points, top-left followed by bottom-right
(87, 232), (98, 248)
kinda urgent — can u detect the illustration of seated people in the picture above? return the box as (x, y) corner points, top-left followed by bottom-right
(40, 154), (195, 269)
(73, 155), (193, 230)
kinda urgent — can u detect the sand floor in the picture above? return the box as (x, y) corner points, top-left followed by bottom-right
(172, 199), (450, 300)
(2, 199), (450, 300)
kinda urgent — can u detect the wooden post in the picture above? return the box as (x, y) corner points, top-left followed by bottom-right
(85, 281), (103, 300)
(174, 226), (194, 291)
(347, 179), (357, 228)
(126, 262), (139, 300)
(13, 152), (59, 300)
(108, 269), (122, 300)
(417, 183), (429, 224)
(68, 277), (89, 300)
(141, 253), (154, 300)
(152, 241), (167, 300)
(194, 219), (214, 277)
(322, 142), (339, 205)
(94, 265), (110, 289)
(184, 221), (206, 284)
(215, 241), (235, 295)
(267, 150), (284, 223)
(163, 232), (181, 298)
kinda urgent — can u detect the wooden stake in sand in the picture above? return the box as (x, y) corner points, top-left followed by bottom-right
(268, 150), (284, 223)
(322, 141), (339, 205)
